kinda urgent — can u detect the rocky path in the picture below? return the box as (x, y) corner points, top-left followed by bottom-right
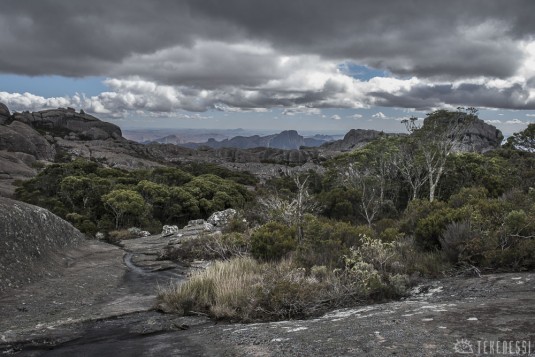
(192, 272), (535, 356)
(0, 232), (187, 352)
(1, 227), (534, 356)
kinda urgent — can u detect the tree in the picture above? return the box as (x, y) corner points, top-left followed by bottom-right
(259, 174), (319, 242)
(340, 143), (397, 226)
(60, 176), (93, 210)
(102, 189), (148, 229)
(403, 108), (477, 202)
(392, 137), (427, 201)
(506, 123), (535, 153)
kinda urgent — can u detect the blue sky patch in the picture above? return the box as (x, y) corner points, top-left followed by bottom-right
(337, 62), (390, 80)
(0, 75), (108, 97)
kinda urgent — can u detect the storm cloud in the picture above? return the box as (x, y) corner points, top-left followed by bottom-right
(1, 0), (535, 115)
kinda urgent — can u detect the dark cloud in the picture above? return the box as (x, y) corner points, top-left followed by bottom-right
(1, 0), (533, 80)
(372, 82), (535, 110)
(186, 0), (532, 79)
(0, 0), (239, 77)
(1, 0), (535, 113)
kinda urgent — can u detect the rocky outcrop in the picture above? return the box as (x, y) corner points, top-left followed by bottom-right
(268, 130), (306, 149)
(0, 198), (85, 292)
(457, 117), (504, 152)
(0, 151), (37, 197)
(161, 225), (180, 237)
(0, 121), (56, 160)
(321, 129), (392, 152)
(0, 103), (10, 125)
(207, 208), (237, 228)
(12, 107), (122, 140)
(181, 219), (215, 236)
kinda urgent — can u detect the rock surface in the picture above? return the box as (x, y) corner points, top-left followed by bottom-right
(0, 103), (10, 125)
(0, 198), (85, 292)
(183, 273), (535, 356)
(161, 225), (179, 237)
(457, 117), (504, 152)
(207, 208), (237, 228)
(0, 121), (56, 160)
(321, 129), (394, 152)
(11, 107), (122, 140)
(0, 151), (37, 197)
(2, 272), (533, 356)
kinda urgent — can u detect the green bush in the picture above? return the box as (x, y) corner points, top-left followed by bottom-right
(296, 216), (366, 269)
(414, 207), (467, 250)
(251, 222), (296, 261)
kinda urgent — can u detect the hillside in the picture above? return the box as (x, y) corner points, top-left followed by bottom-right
(0, 103), (507, 199)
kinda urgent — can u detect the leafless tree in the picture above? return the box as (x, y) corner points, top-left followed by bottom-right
(392, 139), (427, 200)
(258, 174), (319, 242)
(342, 163), (383, 226)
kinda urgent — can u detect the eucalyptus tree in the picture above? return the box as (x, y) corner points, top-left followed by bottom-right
(339, 139), (398, 225)
(402, 108), (477, 202)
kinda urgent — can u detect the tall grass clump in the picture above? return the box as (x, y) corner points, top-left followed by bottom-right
(158, 257), (263, 320)
(158, 239), (414, 322)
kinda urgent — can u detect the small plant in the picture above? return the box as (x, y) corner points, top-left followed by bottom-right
(439, 220), (473, 263)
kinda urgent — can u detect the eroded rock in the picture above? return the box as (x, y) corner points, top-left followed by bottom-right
(0, 121), (56, 160)
(0, 198), (85, 292)
(207, 208), (237, 228)
(162, 225), (179, 237)
(0, 102), (10, 125)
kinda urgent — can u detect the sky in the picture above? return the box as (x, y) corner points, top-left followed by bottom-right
(1, 1), (535, 135)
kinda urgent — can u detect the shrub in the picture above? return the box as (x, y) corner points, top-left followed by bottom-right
(162, 232), (251, 262)
(107, 229), (138, 243)
(379, 227), (404, 242)
(296, 216), (366, 269)
(343, 237), (411, 298)
(414, 207), (467, 250)
(159, 257), (263, 320)
(394, 236), (450, 277)
(251, 222), (296, 261)
(158, 256), (404, 322)
(448, 187), (489, 208)
(400, 199), (447, 234)
(439, 220), (473, 263)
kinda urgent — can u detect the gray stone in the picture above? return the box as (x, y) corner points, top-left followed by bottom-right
(321, 129), (393, 152)
(0, 102), (10, 124)
(207, 208), (237, 228)
(162, 225), (179, 237)
(95, 232), (106, 240)
(11, 107), (122, 140)
(0, 198), (85, 292)
(127, 227), (146, 237)
(0, 151), (37, 197)
(187, 219), (205, 226)
(81, 127), (111, 141)
(457, 117), (504, 152)
(0, 121), (56, 160)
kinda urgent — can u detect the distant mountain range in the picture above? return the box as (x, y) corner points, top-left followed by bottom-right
(146, 130), (344, 150)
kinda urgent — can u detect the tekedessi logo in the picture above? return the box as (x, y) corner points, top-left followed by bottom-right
(454, 339), (532, 355)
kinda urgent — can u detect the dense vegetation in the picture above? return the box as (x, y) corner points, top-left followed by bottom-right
(14, 110), (535, 322)
(16, 161), (255, 236)
(159, 114), (535, 322)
